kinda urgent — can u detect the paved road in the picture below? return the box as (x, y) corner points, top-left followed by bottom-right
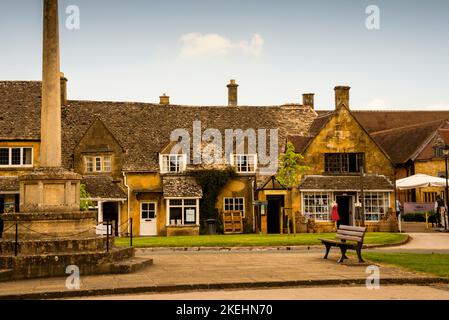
(370, 232), (449, 254)
(83, 285), (449, 300)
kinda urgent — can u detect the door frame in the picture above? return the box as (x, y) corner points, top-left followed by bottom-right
(140, 201), (158, 236)
(335, 195), (354, 226)
(266, 195), (285, 234)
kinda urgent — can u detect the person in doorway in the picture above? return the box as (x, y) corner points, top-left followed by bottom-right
(331, 200), (340, 228)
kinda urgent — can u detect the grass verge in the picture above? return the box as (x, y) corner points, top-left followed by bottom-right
(115, 232), (408, 248)
(363, 252), (449, 278)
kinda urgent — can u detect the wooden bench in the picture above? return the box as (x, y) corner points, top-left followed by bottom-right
(320, 225), (367, 263)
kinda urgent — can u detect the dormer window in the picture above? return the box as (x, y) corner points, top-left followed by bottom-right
(160, 154), (187, 174)
(85, 155), (112, 173)
(231, 154), (257, 173)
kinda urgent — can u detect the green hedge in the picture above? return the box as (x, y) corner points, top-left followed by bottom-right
(403, 212), (434, 222)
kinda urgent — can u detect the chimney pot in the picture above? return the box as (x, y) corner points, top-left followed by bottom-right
(227, 79), (239, 107)
(160, 93), (170, 105)
(334, 86), (351, 110)
(302, 93), (315, 109)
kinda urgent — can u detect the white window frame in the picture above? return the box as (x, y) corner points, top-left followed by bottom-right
(301, 192), (333, 222)
(165, 198), (200, 226)
(84, 155), (112, 173)
(140, 202), (157, 220)
(159, 154), (187, 174)
(223, 197), (245, 217)
(0, 147), (33, 168)
(363, 192), (390, 222)
(231, 154), (257, 173)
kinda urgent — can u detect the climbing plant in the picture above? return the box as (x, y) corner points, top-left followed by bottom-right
(80, 184), (93, 211)
(192, 168), (237, 228)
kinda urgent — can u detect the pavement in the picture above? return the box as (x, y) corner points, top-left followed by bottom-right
(0, 229), (448, 299)
(0, 249), (443, 299)
(83, 285), (449, 300)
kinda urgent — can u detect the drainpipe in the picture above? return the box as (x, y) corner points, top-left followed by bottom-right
(122, 171), (131, 235)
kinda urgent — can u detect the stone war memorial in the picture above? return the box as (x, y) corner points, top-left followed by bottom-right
(0, 0), (152, 281)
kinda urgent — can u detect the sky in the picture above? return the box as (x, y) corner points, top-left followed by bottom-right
(0, 0), (448, 110)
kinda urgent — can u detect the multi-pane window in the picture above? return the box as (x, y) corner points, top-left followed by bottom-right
(141, 203), (156, 220)
(325, 153), (364, 173)
(167, 199), (199, 225)
(224, 197), (245, 216)
(0, 147), (33, 167)
(302, 192), (332, 221)
(424, 192), (440, 203)
(364, 192), (389, 222)
(160, 155), (186, 173)
(84, 155), (112, 173)
(233, 154), (257, 173)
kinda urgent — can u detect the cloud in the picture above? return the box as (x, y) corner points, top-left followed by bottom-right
(179, 33), (264, 57)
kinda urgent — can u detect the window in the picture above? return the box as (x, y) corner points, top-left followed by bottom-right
(302, 192), (332, 221)
(103, 156), (112, 172)
(364, 192), (389, 222)
(424, 192), (439, 203)
(325, 153), (364, 173)
(0, 147), (33, 167)
(84, 155), (112, 173)
(167, 199), (199, 225)
(434, 147), (448, 158)
(160, 155), (186, 173)
(141, 203), (156, 220)
(224, 197), (245, 216)
(232, 154), (257, 173)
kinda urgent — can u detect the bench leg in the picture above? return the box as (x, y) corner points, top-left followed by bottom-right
(338, 246), (348, 263)
(356, 246), (365, 263)
(323, 244), (331, 260)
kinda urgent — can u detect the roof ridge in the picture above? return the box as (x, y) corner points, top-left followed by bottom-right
(371, 119), (446, 135)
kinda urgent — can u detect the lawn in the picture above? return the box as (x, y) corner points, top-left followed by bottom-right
(115, 232), (407, 248)
(362, 252), (449, 278)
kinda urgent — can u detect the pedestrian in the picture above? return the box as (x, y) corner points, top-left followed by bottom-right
(435, 196), (445, 228)
(395, 199), (402, 232)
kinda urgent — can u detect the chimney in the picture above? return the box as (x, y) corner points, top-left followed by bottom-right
(334, 86), (351, 110)
(227, 79), (238, 107)
(159, 93), (170, 105)
(302, 93), (315, 109)
(60, 72), (67, 106)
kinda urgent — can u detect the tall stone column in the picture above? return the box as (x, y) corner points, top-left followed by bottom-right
(41, 0), (62, 168)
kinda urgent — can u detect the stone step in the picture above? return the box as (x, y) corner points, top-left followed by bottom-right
(0, 247), (136, 281)
(110, 257), (153, 274)
(0, 236), (115, 255)
(0, 269), (13, 282)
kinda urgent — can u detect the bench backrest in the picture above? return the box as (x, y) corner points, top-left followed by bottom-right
(336, 225), (367, 243)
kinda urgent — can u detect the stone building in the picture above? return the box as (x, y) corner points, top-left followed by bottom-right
(1, 79), (449, 236)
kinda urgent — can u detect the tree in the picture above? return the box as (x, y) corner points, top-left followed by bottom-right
(276, 142), (309, 188)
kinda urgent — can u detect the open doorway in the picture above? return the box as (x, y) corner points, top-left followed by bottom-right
(103, 202), (119, 236)
(267, 195), (284, 234)
(336, 196), (352, 226)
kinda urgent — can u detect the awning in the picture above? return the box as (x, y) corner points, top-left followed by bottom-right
(0, 176), (19, 194)
(299, 175), (394, 192)
(395, 174), (448, 190)
(163, 176), (203, 198)
(82, 175), (127, 200)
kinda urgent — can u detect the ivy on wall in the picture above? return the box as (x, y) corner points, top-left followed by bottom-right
(192, 168), (237, 224)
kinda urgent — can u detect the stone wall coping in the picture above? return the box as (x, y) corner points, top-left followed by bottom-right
(2, 211), (96, 221)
